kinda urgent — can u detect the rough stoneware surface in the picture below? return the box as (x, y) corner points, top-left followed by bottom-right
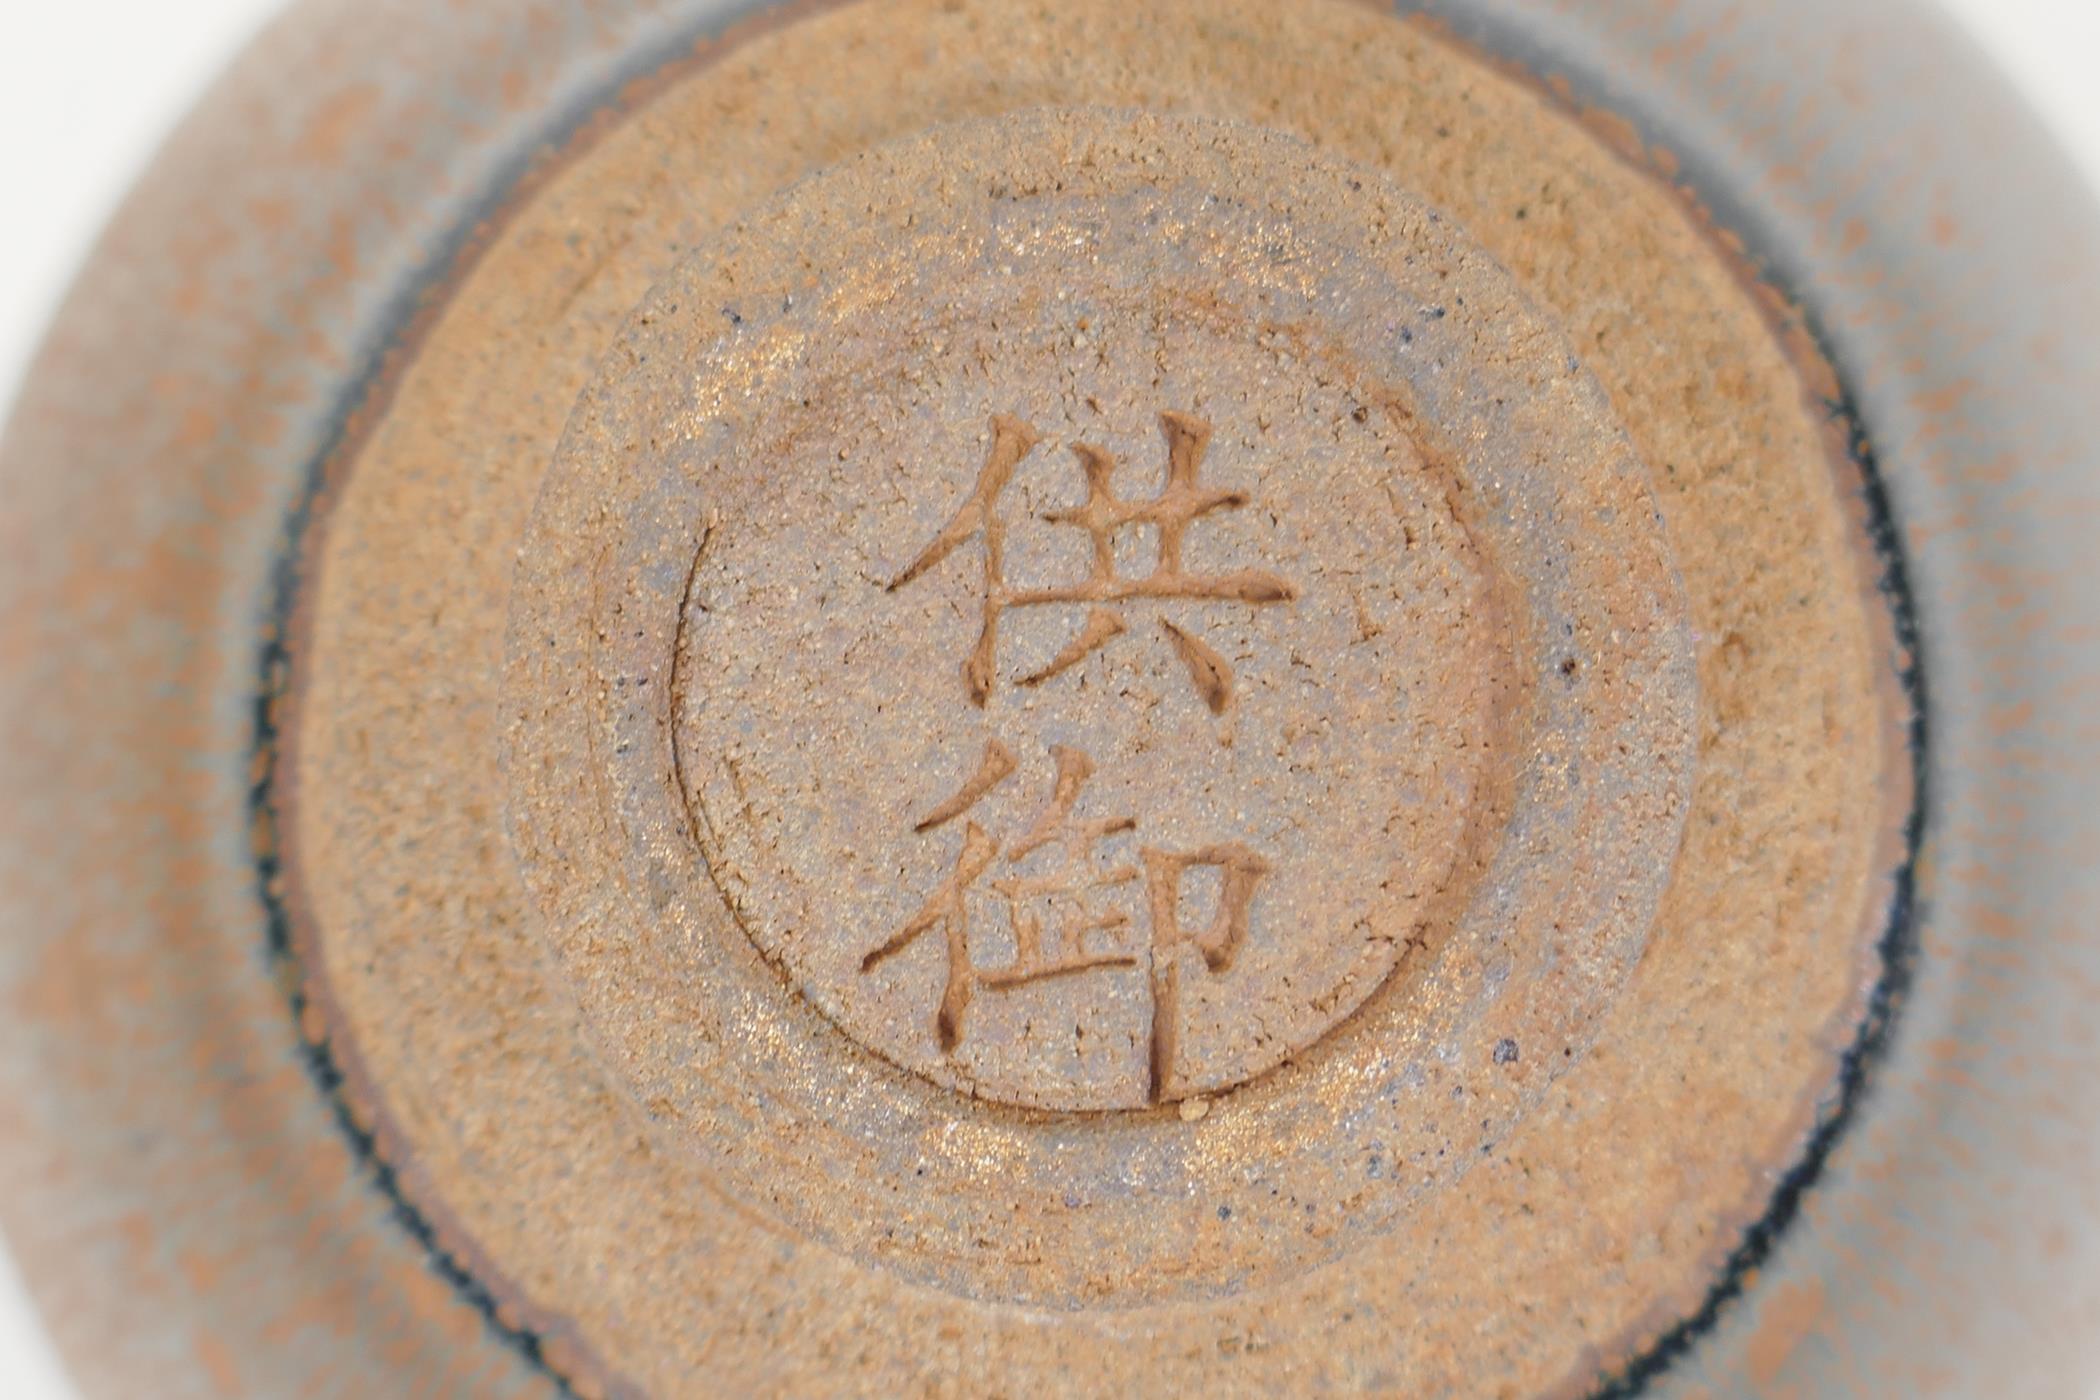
(284, 0), (1896, 1390)
(0, 1), (2091, 1400)
(500, 109), (1694, 1308)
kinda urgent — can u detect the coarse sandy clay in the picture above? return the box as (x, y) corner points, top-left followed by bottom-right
(273, 0), (1909, 1394)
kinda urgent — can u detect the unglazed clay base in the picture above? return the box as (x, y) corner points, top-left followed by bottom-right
(266, 2), (1906, 1393)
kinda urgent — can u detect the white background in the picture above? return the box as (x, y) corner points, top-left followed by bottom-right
(1, 1), (2096, 1394)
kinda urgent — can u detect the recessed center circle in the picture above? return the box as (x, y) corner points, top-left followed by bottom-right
(674, 291), (1510, 1110)
(503, 107), (1694, 1304)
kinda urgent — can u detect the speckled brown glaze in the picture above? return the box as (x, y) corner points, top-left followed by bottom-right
(0, 0), (2092, 1397)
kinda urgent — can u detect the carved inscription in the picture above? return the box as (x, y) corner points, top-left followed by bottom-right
(862, 743), (1141, 1054)
(889, 412), (1298, 708)
(869, 413), (1292, 1102)
(863, 736), (1272, 1102)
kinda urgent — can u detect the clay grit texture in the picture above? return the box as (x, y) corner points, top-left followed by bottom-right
(504, 108), (1694, 1311)
(274, 0), (1906, 1394)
